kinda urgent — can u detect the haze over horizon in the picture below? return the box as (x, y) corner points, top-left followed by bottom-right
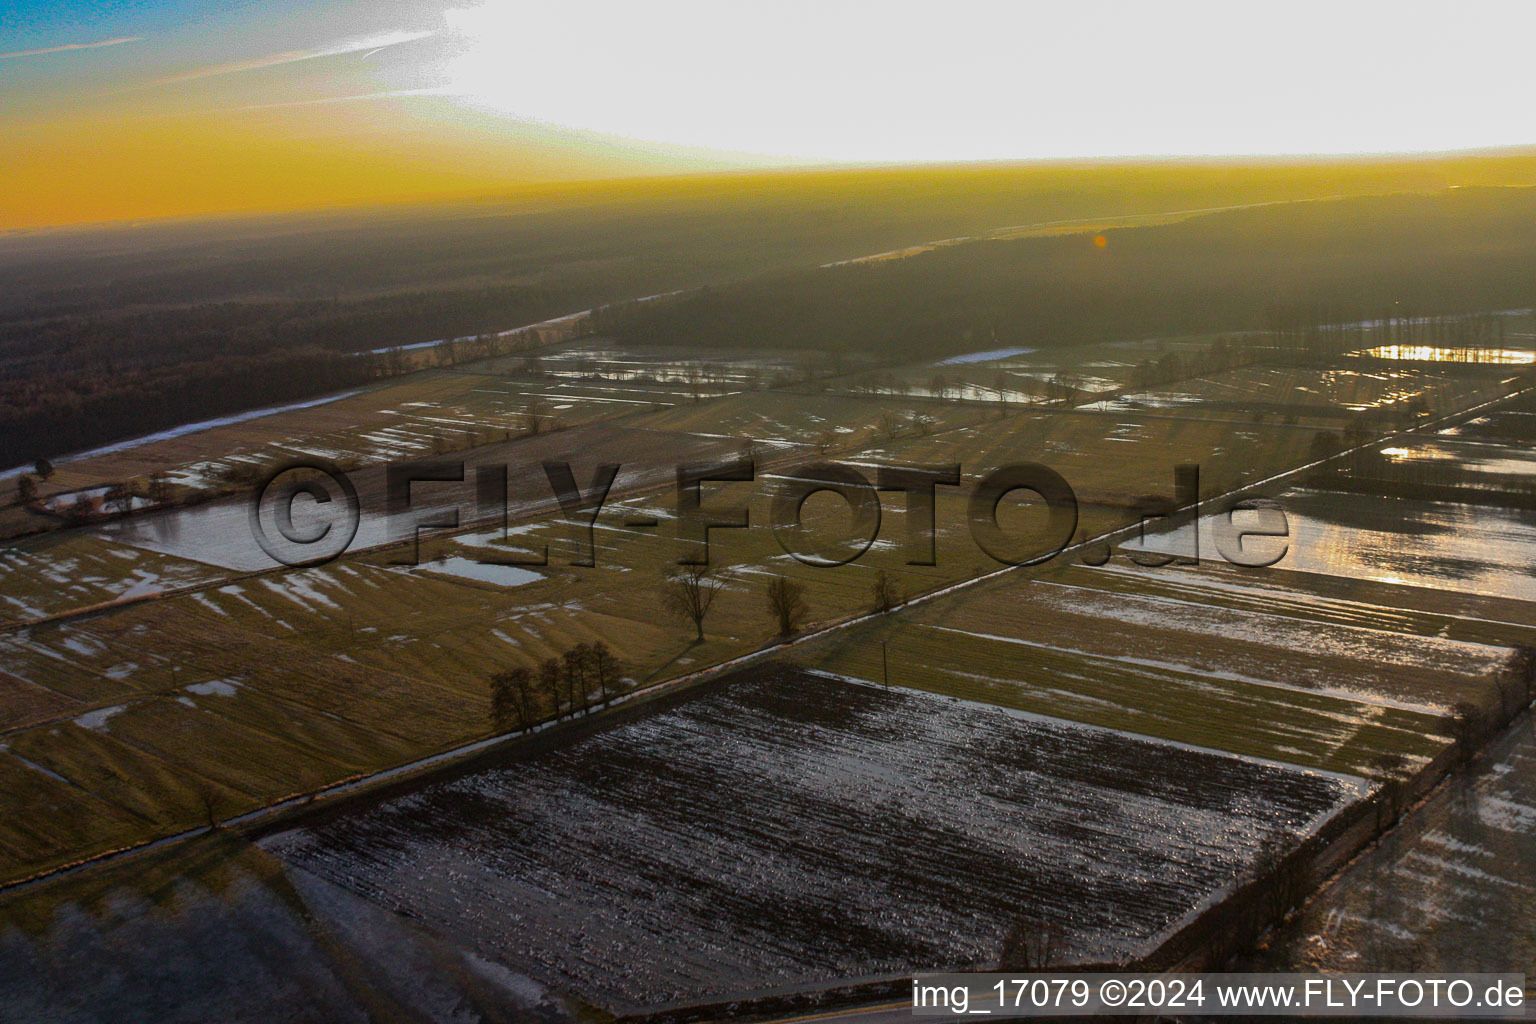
(5, 0), (1536, 229)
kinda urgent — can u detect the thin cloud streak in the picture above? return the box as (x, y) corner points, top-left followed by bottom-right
(234, 87), (450, 111)
(156, 29), (434, 85)
(0, 36), (143, 60)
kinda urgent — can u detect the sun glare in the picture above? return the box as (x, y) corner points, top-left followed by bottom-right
(433, 0), (1536, 162)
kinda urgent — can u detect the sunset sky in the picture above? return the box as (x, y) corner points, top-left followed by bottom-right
(4, 0), (1535, 229)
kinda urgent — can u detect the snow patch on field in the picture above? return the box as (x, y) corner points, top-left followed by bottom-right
(187, 679), (241, 697)
(75, 705), (125, 731)
(1475, 796), (1536, 833)
(1035, 573), (1509, 680)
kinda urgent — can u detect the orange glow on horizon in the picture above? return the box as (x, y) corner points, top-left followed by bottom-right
(9, 1), (1536, 231)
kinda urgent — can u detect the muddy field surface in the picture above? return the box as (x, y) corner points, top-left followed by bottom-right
(263, 667), (1360, 1013)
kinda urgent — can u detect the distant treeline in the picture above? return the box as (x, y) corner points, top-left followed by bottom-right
(599, 189), (1536, 363)
(0, 286), (570, 369)
(0, 346), (374, 465)
(7, 177), (1536, 466)
(0, 285), (577, 465)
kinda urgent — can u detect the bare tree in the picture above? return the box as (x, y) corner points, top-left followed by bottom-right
(871, 569), (901, 613)
(765, 575), (809, 636)
(876, 409), (902, 440)
(998, 917), (1061, 971)
(1048, 372), (1082, 405)
(1250, 830), (1310, 925)
(539, 658), (563, 719)
(489, 671), (513, 731)
(147, 471), (173, 505)
(1516, 644), (1536, 705)
(1450, 701), (1486, 766)
(1368, 751), (1410, 833)
(105, 483), (133, 516)
(490, 666), (535, 733)
(1198, 901), (1240, 970)
(1495, 645), (1535, 721)
(17, 474), (37, 505)
(524, 397), (551, 435)
(590, 641), (622, 704)
(563, 644), (594, 714)
(815, 427), (838, 454)
(33, 457), (54, 481)
(67, 493), (101, 520)
(665, 565), (724, 642)
(199, 788), (221, 830)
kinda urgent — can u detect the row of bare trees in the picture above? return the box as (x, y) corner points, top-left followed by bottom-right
(486, 566), (907, 735)
(663, 566), (904, 642)
(1446, 647), (1536, 769)
(488, 641), (624, 733)
(17, 468), (175, 519)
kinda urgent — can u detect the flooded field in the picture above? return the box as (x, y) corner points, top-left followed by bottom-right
(1, 321), (1529, 1013)
(5, 341), (827, 517)
(1441, 409), (1536, 442)
(1353, 344), (1536, 365)
(99, 422), (782, 571)
(1127, 486), (1536, 603)
(1258, 714), (1536, 973)
(516, 343), (815, 387)
(262, 668), (1361, 1013)
(1254, 488), (1536, 601)
(1373, 437), (1536, 481)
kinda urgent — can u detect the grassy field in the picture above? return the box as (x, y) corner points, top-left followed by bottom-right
(790, 560), (1498, 779)
(0, 534), (227, 626)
